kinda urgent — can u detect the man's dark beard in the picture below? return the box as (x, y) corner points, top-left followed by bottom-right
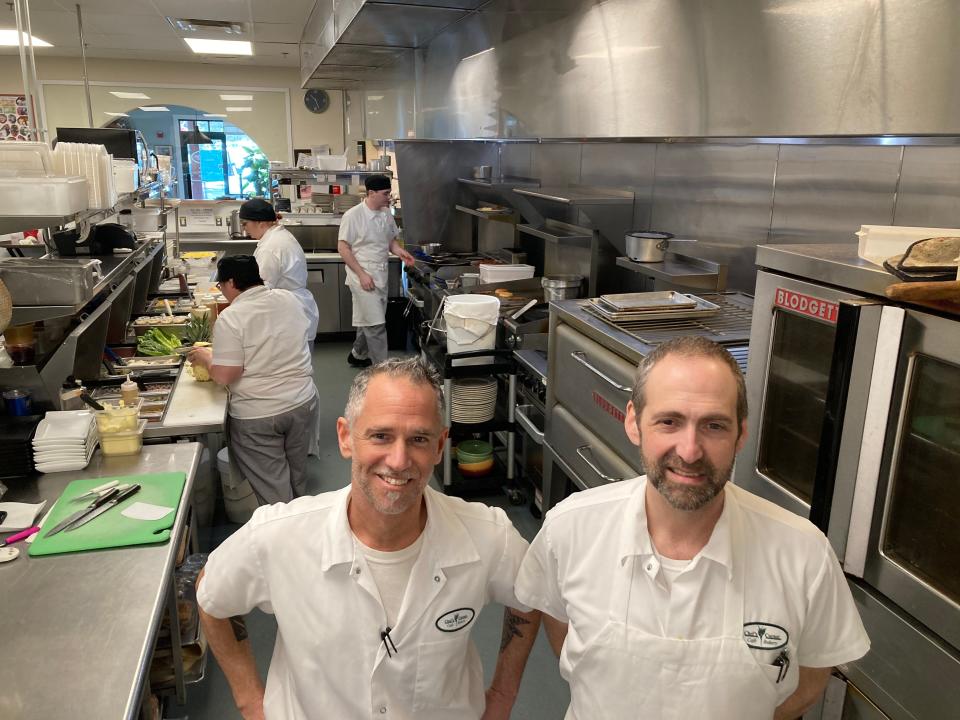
(645, 452), (732, 511)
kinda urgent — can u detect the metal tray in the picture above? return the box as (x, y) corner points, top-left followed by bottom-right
(598, 291), (698, 312)
(584, 295), (721, 322)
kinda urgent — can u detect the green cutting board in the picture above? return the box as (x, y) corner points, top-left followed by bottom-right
(29, 472), (186, 557)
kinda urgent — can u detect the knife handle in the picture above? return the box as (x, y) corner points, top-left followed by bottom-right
(113, 484), (142, 503)
(91, 487), (120, 508)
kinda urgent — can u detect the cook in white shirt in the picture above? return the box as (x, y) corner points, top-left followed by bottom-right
(197, 357), (541, 720)
(338, 174), (415, 367)
(239, 198), (320, 343)
(515, 336), (870, 720)
(188, 255), (318, 505)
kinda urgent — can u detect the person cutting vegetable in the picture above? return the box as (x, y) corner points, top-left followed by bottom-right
(238, 198), (319, 345)
(338, 174), (415, 367)
(188, 255), (318, 505)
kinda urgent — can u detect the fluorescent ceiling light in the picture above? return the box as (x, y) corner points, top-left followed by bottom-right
(225, 106), (252, 112)
(203, 113), (227, 118)
(368, 95), (384, 101)
(104, 112), (129, 117)
(110, 91), (150, 99)
(184, 38), (252, 55)
(219, 94), (252, 101)
(0, 29), (52, 47)
(139, 106), (170, 112)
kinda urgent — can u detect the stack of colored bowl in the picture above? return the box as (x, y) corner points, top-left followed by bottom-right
(456, 439), (494, 477)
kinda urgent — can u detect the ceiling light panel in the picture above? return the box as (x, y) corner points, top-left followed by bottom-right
(0, 30), (53, 47)
(139, 106), (171, 112)
(225, 106), (252, 112)
(203, 113), (228, 118)
(104, 112), (129, 117)
(219, 94), (253, 101)
(110, 91), (151, 99)
(184, 38), (253, 55)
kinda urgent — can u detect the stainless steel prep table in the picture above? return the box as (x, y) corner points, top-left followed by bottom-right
(0, 442), (202, 720)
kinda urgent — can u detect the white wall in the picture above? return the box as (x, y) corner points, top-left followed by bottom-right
(0, 56), (345, 159)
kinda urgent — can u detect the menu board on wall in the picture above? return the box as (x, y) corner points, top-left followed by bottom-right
(0, 94), (31, 141)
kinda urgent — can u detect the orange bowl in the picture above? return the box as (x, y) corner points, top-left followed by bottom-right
(458, 458), (494, 477)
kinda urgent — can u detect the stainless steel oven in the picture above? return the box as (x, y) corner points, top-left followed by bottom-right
(514, 348), (548, 512)
(738, 244), (960, 720)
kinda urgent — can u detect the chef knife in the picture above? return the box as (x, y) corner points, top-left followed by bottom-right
(44, 487), (121, 538)
(63, 484), (141, 533)
(73, 480), (119, 502)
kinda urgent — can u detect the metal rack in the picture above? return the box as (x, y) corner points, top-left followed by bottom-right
(616, 252), (729, 291)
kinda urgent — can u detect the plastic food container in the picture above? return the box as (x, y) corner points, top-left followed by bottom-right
(94, 399), (143, 434)
(100, 419), (147, 457)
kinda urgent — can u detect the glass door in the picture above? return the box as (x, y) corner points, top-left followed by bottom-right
(855, 309), (960, 652)
(179, 120), (227, 200)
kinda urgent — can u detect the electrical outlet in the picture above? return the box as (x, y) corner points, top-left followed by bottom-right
(215, 217), (223, 226)
(179, 216), (187, 226)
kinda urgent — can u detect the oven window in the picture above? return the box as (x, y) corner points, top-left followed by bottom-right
(883, 354), (960, 604)
(756, 310), (836, 503)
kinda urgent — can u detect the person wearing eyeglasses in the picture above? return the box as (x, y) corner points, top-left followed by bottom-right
(196, 357), (540, 720)
(188, 255), (318, 505)
(237, 198), (319, 346)
(338, 174), (415, 368)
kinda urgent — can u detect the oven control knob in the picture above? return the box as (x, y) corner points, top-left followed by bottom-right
(506, 335), (516, 347)
(537, 386), (547, 402)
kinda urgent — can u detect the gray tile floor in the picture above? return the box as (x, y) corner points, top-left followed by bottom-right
(177, 341), (570, 719)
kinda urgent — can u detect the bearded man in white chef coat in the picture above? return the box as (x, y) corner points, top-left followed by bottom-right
(338, 174), (415, 367)
(516, 336), (870, 720)
(196, 357), (541, 720)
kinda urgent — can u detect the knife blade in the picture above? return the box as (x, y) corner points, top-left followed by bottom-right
(73, 480), (119, 502)
(44, 487), (121, 538)
(63, 484), (141, 533)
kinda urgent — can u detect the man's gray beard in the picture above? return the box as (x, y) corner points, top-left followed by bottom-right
(645, 451), (732, 511)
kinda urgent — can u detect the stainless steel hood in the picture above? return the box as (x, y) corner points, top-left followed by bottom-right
(301, 0), (489, 89)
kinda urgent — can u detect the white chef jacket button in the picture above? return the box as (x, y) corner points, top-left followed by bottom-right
(434, 575), (440, 582)
(379, 706), (387, 714)
(355, 567), (361, 575)
(646, 563), (653, 571)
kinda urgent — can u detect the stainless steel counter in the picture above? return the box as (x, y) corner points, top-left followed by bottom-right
(0, 442), (201, 720)
(755, 243), (897, 297)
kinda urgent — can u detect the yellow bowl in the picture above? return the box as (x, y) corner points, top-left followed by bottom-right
(458, 458), (494, 477)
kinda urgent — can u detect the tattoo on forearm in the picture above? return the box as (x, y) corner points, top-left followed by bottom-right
(229, 615), (248, 642)
(499, 609), (531, 653)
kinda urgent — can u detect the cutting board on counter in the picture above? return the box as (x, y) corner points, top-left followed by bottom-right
(29, 472), (186, 557)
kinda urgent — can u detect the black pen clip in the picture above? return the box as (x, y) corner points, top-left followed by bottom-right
(772, 649), (790, 683)
(380, 627), (398, 658)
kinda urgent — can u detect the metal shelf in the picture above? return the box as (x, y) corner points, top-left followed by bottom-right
(457, 176), (540, 191)
(271, 168), (393, 181)
(518, 219), (593, 247)
(454, 204), (516, 221)
(616, 252), (729, 291)
(513, 185), (634, 206)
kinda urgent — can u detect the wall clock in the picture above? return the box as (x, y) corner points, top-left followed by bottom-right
(304, 89), (330, 114)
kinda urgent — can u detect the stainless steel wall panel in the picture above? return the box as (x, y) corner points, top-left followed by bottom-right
(376, 0), (487, 8)
(499, 143), (534, 178)
(530, 143), (581, 187)
(893, 146), (960, 228)
(768, 145), (901, 246)
(650, 143), (779, 293)
(334, 0), (366, 36)
(579, 143), (657, 232)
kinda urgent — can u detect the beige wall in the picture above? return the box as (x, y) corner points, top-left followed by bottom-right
(0, 56), (345, 160)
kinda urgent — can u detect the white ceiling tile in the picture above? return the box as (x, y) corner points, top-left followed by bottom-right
(250, 0), (313, 24)
(84, 14), (179, 37)
(83, 31), (185, 52)
(251, 23), (302, 43)
(151, 0), (252, 23)
(54, 0), (159, 16)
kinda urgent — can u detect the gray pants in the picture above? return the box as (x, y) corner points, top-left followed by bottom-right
(228, 394), (319, 505)
(352, 324), (388, 365)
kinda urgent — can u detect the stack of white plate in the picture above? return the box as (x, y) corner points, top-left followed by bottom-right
(32, 411), (99, 474)
(450, 378), (497, 423)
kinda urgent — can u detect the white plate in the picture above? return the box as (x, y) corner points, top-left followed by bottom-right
(33, 413), (95, 442)
(36, 459), (93, 473)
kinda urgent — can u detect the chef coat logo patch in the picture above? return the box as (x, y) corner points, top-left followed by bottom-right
(743, 622), (789, 650)
(436, 608), (476, 633)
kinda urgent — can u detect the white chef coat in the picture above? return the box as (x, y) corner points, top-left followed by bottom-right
(253, 224), (319, 340)
(338, 201), (398, 326)
(197, 485), (531, 720)
(515, 476), (870, 720)
(212, 285), (315, 420)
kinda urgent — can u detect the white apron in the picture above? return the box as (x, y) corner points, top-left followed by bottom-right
(566, 507), (780, 720)
(347, 262), (388, 326)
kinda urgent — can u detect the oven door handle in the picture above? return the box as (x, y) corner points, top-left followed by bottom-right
(576, 445), (627, 483)
(515, 404), (544, 445)
(570, 351), (632, 393)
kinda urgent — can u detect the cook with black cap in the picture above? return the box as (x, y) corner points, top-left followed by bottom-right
(337, 174), (415, 367)
(239, 198), (320, 344)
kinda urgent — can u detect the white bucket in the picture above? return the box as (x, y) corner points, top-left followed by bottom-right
(444, 294), (499, 366)
(217, 447), (259, 524)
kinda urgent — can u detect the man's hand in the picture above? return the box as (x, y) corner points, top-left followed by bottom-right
(359, 271), (376, 291)
(187, 346), (213, 369)
(238, 697), (266, 720)
(481, 686), (515, 720)
(398, 248), (416, 267)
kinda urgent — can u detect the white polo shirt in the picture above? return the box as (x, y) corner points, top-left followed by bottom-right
(212, 285), (315, 420)
(254, 224), (320, 340)
(515, 477), (870, 708)
(338, 201), (398, 281)
(197, 485), (530, 720)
